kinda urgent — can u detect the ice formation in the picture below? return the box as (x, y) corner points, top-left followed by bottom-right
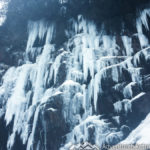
(0, 7), (150, 150)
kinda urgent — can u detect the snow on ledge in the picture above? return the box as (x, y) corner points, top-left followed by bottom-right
(121, 113), (150, 144)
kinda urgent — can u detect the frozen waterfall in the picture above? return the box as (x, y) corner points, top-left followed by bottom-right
(0, 6), (150, 150)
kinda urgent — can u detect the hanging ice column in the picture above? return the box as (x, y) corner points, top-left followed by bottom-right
(65, 15), (128, 115)
(60, 16), (128, 149)
(66, 16), (103, 115)
(3, 20), (55, 150)
(136, 9), (150, 48)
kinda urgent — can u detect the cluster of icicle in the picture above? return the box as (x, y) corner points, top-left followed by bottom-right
(61, 10), (150, 149)
(0, 7), (150, 150)
(0, 20), (56, 149)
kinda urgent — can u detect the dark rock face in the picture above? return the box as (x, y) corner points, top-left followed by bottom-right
(0, 115), (8, 150)
(0, 0), (150, 150)
(130, 92), (150, 126)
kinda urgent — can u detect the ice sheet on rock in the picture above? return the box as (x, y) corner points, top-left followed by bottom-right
(4, 65), (33, 125)
(94, 64), (124, 109)
(58, 80), (91, 124)
(0, 67), (17, 104)
(5, 64), (35, 149)
(59, 80), (84, 123)
(60, 115), (123, 150)
(50, 51), (69, 84)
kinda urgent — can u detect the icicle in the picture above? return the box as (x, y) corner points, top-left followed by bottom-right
(139, 9), (150, 31)
(113, 99), (131, 114)
(114, 101), (122, 113)
(32, 44), (54, 105)
(45, 24), (55, 44)
(67, 16), (100, 81)
(31, 24), (54, 105)
(136, 15), (149, 48)
(26, 20), (48, 53)
(59, 80), (83, 122)
(123, 82), (136, 99)
(27, 106), (40, 150)
(122, 36), (133, 56)
(2, 20), (55, 150)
